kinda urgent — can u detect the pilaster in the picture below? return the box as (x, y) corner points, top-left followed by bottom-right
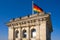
(27, 27), (30, 40)
(8, 27), (15, 40)
(36, 20), (40, 40)
(40, 21), (46, 40)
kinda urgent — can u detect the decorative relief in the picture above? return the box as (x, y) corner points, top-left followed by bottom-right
(40, 18), (43, 21)
(7, 14), (49, 28)
(43, 17), (46, 21)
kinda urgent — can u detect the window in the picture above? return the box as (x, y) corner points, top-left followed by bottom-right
(31, 29), (36, 38)
(23, 30), (27, 38)
(15, 30), (19, 38)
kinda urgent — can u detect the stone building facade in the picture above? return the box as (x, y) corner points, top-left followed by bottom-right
(6, 12), (53, 40)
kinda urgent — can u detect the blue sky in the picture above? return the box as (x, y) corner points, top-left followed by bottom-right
(0, 0), (60, 40)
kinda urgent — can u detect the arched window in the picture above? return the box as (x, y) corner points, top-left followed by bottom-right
(23, 30), (27, 38)
(15, 30), (19, 38)
(31, 28), (36, 38)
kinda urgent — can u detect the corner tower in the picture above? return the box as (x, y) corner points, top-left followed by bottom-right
(6, 12), (53, 40)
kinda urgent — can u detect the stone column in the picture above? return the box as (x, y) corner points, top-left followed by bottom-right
(27, 27), (30, 40)
(8, 27), (15, 40)
(36, 20), (40, 40)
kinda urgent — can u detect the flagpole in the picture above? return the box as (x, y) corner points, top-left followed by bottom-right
(32, 1), (34, 14)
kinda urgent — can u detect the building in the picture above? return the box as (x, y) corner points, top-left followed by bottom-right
(6, 12), (53, 40)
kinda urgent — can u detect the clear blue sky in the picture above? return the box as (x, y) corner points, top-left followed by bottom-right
(0, 0), (60, 40)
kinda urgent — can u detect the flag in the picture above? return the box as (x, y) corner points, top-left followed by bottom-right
(33, 4), (43, 13)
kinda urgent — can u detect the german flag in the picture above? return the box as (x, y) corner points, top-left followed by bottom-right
(33, 4), (43, 13)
